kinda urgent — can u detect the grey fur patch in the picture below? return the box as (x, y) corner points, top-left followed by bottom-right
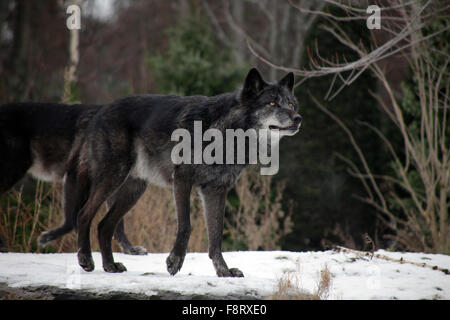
(131, 140), (170, 187)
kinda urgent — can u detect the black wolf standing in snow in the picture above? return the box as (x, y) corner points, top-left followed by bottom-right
(73, 68), (302, 277)
(0, 103), (146, 255)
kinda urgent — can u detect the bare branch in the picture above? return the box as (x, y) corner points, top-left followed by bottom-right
(311, 94), (388, 210)
(200, 0), (231, 47)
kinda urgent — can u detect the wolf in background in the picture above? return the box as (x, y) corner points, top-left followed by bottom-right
(0, 102), (147, 255)
(71, 68), (302, 277)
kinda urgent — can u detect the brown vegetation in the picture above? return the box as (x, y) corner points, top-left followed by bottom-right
(269, 260), (333, 300)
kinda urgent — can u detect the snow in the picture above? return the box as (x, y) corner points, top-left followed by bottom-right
(0, 250), (449, 299)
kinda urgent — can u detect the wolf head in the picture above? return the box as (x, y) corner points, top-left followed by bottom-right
(241, 68), (301, 137)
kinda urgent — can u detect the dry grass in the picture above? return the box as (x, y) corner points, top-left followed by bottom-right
(315, 264), (333, 300)
(269, 260), (334, 300)
(0, 181), (67, 252)
(225, 167), (293, 251)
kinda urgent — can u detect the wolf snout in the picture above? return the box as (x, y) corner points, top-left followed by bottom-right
(292, 114), (302, 126)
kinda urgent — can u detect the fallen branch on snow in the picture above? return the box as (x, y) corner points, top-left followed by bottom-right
(333, 246), (450, 275)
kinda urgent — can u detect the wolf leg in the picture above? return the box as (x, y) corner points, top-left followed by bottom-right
(112, 219), (148, 255)
(98, 178), (147, 273)
(38, 168), (81, 247)
(200, 187), (244, 278)
(166, 174), (192, 275)
(38, 222), (73, 248)
(105, 193), (148, 255)
(77, 171), (127, 272)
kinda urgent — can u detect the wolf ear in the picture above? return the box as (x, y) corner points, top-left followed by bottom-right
(278, 72), (294, 92)
(241, 68), (267, 101)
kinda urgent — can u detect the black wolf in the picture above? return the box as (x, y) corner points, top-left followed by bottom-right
(0, 102), (146, 255)
(73, 68), (302, 277)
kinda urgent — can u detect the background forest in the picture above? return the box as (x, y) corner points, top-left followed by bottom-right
(0, 0), (448, 255)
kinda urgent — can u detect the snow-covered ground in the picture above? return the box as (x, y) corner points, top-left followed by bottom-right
(0, 250), (449, 300)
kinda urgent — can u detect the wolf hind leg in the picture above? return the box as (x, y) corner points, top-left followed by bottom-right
(105, 194), (148, 255)
(113, 218), (148, 255)
(166, 173), (192, 276)
(200, 186), (244, 278)
(38, 223), (73, 248)
(77, 167), (129, 272)
(98, 178), (147, 273)
(38, 167), (87, 247)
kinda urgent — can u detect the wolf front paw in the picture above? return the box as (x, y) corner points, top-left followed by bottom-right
(166, 252), (185, 276)
(103, 262), (127, 273)
(77, 252), (95, 272)
(216, 267), (244, 278)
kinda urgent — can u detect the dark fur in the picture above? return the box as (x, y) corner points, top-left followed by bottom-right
(73, 68), (302, 276)
(0, 102), (146, 255)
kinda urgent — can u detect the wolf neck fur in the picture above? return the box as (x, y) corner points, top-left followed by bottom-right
(178, 90), (252, 133)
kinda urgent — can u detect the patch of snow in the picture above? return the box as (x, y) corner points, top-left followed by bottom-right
(0, 250), (448, 299)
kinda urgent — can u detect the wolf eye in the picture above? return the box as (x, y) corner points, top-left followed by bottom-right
(288, 103), (294, 108)
(269, 102), (276, 106)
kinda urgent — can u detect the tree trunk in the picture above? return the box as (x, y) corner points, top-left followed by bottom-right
(62, 26), (79, 103)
